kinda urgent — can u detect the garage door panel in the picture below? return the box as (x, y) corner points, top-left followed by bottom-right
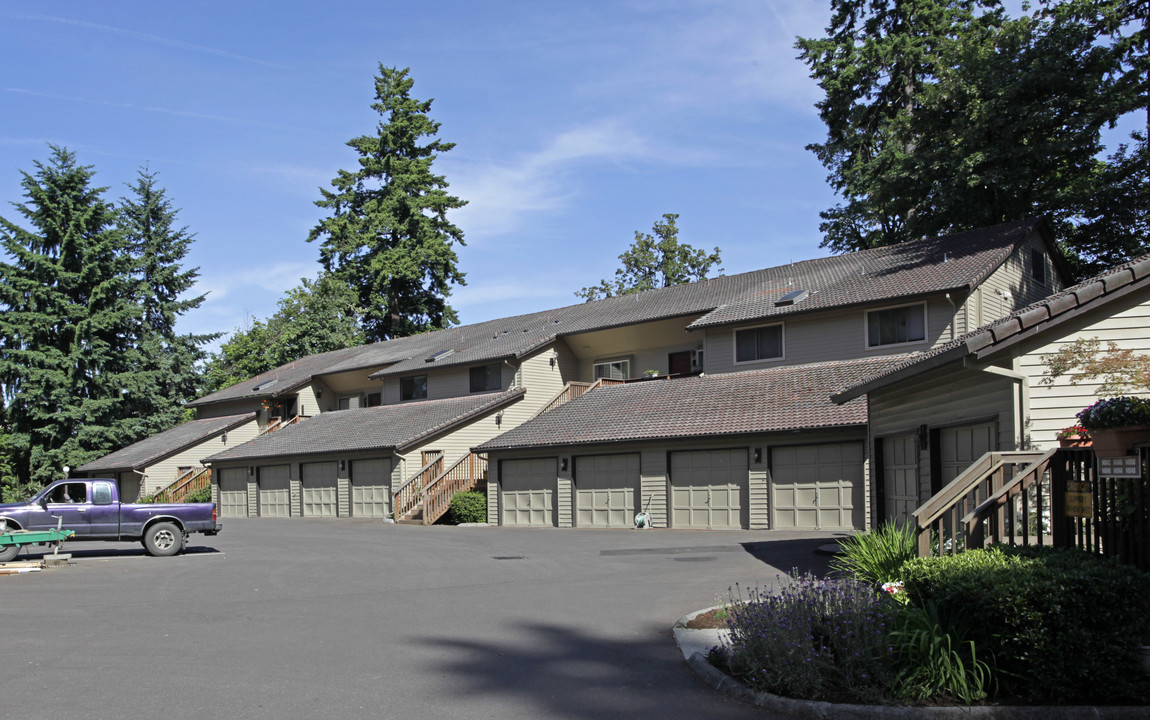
(301, 461), (338, 517)
(575, 454), (638, 528)
(218, 468), (248, 518)
(771, 442), (864, 531)
(351, 458), (391, 518)
(258, 465), (291, 518)
(501, 458), (555, 527)
(670, 449), (747, 529)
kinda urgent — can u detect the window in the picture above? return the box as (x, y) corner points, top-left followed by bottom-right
(866, 304), (926, 347)
(92, 482), (114, 505)
(366, 392), (382, 407)
(400, 375), (427, 401)
(470, 363), (501, 392)
(337, 396), (352, 411)
(1030, 248), (1047, 285)
(734, 324), (783, 363)
(593, 359), (630, 380)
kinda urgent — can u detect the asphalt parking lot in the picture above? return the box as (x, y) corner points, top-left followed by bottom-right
(3, 519), (840, 720)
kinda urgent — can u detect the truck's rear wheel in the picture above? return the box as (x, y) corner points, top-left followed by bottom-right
(0, 544), (19, 562)
(144, 522), (183, 557)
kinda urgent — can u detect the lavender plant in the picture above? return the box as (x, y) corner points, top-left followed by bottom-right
(723, 573), (897, 702)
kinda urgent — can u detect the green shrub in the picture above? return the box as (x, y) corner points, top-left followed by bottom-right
(900, 546), (1150, 704)
(136, 494), (156, 504)
(830, 521), (917, 586)
(448, 491), (486, 524)
(184, 487), (212, 503)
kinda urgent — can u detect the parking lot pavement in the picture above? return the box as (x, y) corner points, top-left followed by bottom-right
(3, 520), (841, 720)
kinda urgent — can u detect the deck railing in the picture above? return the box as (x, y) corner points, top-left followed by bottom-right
(392, 452), (444, 521)
(533, 378), (626, 418)
(259, 415), (307, 436)
(421, 452), (489, 525)
(153, 467), (213, 504)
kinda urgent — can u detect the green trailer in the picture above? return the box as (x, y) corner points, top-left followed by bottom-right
(0, 525), (75, 562)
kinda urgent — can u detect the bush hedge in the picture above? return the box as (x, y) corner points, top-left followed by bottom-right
(900, 545), (1150, 704)
(184, 487), (212, 503)
(448, 491), (486, 524)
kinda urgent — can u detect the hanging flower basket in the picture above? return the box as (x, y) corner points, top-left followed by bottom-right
(1057, 424), (1091, 448)
(1088, 426), (1150, 458)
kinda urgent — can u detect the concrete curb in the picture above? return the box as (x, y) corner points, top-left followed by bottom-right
(674, 609), (1149, 719)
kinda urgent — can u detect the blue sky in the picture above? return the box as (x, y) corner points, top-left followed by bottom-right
(1, 1), (839, 346)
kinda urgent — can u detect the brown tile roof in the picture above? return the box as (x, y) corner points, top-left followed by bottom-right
(191, 219), (1049, 401)
(203, 389), (525, 463)
(832, 253), (1150, 403)
(76, 412), (257, 472)
(476, 356), (910, 452)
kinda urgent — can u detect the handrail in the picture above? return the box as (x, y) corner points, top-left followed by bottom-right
(961, 449), (1057, 525)
(912, 451), (1044, 557)
(421, 452), (488, 525)
(533, 378), (626, 418)
(153, 467), (212, 504)
(393, 452), (444, 521)
(258, 414), (308, 437)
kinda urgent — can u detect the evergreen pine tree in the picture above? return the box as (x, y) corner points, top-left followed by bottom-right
(308, 65), (467, 342)
(118, 168), (215, 437)
(0, 146), (138, 494)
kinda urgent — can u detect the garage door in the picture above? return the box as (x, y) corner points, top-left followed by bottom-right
(301, 461), (338, 517)
(351, 458), (391, 518)
(218, 467), (249, 518)
(501, 458), (555, 527)
(258, 465), (291, 517)
(772, 442), (864, 530)
(574, 454), (639, 528)
(882, 434), (919, 525)
(939, 421), (996, 487)
(670, 449), (747, 529)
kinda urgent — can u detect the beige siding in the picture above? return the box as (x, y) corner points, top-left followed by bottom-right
(381, 360), (519, 405)
(748, 454), (769, 530)
(556, 457), (573, 527)
(639, 450), (668, 528)
(706, 298), (961, 375)
(141, 418), (259, 495)
(195, 400), (257, 420)
(296, 384), (324, 416)
(1017, 292), (1150, 450)
(577, 342), (701, 381)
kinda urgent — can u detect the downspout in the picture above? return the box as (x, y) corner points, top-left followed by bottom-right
(944, 293), (956, 342)
(504, 358), (520, 389)
(973, 362), (1030, 450)
(131, 468), (148, 501)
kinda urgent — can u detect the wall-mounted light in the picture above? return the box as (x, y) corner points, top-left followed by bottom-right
(339, 460), (346, 472)
(221, 432), (227, 443)
(315, 389), (323, 399)
(753, 448), (762, 464)
(248, 466), (255, 477)
(918, 424), (930, 448)
(550, 349), (560, 367)
(495, 410), (504, 426)
(561, 457), (569, 472)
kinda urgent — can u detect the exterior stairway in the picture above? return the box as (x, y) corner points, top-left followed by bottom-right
(393, 451), (488, 525)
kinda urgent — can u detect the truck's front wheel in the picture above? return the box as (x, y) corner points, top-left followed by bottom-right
(144, 522), (184, 557)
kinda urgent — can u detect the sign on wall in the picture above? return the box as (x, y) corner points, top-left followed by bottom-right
(1065, 481), (1093, 518)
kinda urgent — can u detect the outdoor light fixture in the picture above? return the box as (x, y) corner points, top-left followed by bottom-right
(248, 466), (255, 476)
(339, 460), (346, 472)
(753, 448), (762, 464)
(561, 457), (569, 472)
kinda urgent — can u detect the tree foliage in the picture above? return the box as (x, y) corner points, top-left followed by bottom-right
(576, 214), (723, 301)
(308, 65), (467, 342)
(797, 0), (1147, 276)
(201, 273), (364, 395)
(0, 148), (210, 500)
(1040, 337), (1150, 395)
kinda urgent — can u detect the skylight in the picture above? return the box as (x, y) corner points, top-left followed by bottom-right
(775, 289), (809, 306)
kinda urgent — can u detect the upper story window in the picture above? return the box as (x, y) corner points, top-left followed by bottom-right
(593, 359), (630, 380)
(470, 363), (501, 392)
(866, 303), (926, 348)
(734, 324), (783, 363)
(366, 392), (382, 407)
(1030, 248), (1047, 285)
(400, 375), (427, 401)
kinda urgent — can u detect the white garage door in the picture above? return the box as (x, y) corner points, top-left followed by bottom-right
(501, 458), (555, 527)
(772, 442), (865, 530)
(939, 421), (996, 487)
(574, 454), (639, 528)
(882, 434), (919, 525)
(258, 465), (291, 517)
(670, 449), (747, 529)
(218, 467), (248, 518)
(301, 461), (338, 517)
(351, 458), (391, 518)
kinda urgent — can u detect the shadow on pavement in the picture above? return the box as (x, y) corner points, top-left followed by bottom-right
(740, 536), (839, 577)
(421, 620), (761, 720)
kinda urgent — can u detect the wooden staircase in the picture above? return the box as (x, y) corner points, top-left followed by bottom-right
(259, 414), (307, 436)
(912, 446), (1149, 569)
(533, 378), (625, 418)
(392, 451), (488, 525)
(152, 467), (212, 504)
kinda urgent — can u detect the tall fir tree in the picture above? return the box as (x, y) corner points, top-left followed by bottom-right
(117, 168), (215, 437)
(308, 65), (467, 342)
(797, 0), (1147, 275)
(576, 214), (723, 301)
(0, 147), (138, 497)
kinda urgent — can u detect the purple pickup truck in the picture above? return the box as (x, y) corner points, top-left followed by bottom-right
(0, 478), (221, 561)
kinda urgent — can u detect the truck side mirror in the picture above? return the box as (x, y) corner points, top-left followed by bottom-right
(38, 496), (48, 510)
